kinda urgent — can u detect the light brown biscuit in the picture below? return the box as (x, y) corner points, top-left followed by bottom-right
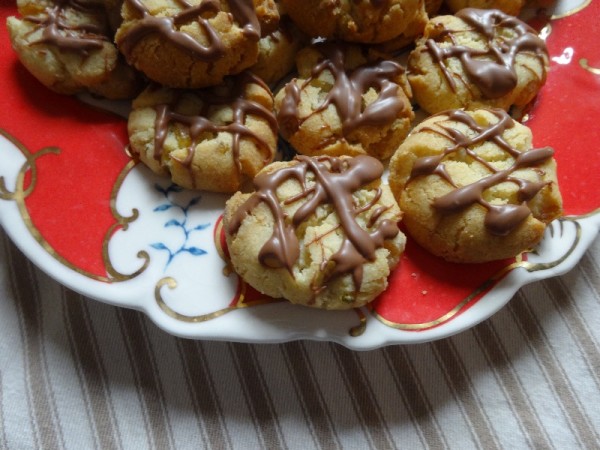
(407, 9), (549, 114)
(128, 72), (278, 193)
(115, 0), (278, 88)
(7, 0), (141, 98)
(388, 108), (562, 263)
(280, 0), (426, 44)
(224, 154), (406, 309)
(274, 43), (414, 160)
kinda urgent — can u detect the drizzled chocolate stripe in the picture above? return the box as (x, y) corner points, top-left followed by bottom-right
(227, 155), (399, 290)
(151, 72), (277, 185)
(22, 0), (109, 53)
(278, 45), (408, 139)
(425, 8), (547, 98)
(409, 109), (554, 236)
(118, 0), (260, 61)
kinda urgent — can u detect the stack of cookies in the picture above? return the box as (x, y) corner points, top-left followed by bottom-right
(6, 0), (563, 309)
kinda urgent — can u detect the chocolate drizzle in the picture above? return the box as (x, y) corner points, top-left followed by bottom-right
(409, 109), (554, 236)
(22, 0), (109, 54)
(151, 72), (277, 186)
(227, 155), (400, 291)
(278, 45), (408, 140)
(424, 8), (547, 99)
(118, 0), (260, 61)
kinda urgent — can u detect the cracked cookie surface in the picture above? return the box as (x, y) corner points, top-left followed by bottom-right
(115, 0), (278, 88)
(388, 108), (562, 263)
(224, 154), (406, 309)
(407, 9), (549, 114)
(274, 43), (414, 160)
(280, 0), (425, 44)
(128, 72), (278, 192)
(7, 0), (141, 98)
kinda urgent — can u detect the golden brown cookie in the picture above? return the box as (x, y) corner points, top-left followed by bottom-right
(128, 72), (278, 193)
(274, 43), (414, 160)
(115, 0), (279, 88)
(388, 108), (562, 263)
(280, 0), (426, 44)
(224, 154), (406, 309)
(7, 0), (141, 98)
(407, 9), (549, 114)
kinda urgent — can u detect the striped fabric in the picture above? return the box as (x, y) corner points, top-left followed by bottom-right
(1, 230), (598, 450)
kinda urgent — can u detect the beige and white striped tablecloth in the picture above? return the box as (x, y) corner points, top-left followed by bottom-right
(0, 229), (598, 449)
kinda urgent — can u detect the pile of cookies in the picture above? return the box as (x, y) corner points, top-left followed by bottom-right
(7, 0), (563, 309)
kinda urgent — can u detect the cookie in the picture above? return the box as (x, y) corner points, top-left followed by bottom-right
(280, 0), (426, 43)
(224, 154), (406, 309)
(371, 4), (429, 54)
(128, 72), (278, 193)
(7, 0), (141, 98)
(249, 15), (307, 86)
(407, 9), (549, 114)
(115, 0), (279, 88)
(388, 108), (563, 263)
(274, 43), (414, 160)
(445, 0), (524, 16)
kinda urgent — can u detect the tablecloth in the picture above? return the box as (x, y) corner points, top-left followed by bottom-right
(0, 228), (598, 449)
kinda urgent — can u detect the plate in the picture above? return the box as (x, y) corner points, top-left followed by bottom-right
(0, 0), (598, 349)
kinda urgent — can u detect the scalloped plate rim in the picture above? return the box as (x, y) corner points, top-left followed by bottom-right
(1, 150), (598, 349)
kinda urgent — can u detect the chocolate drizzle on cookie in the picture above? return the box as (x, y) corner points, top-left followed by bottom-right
(22, 0), (109, 54)
(227, 155), (400, 291)
(118, 0), (260, 61)
(424, 8), (547, 99)
(151, 72), (277, 185)
(409, 109), (554, 236)
(278, 44), (409, 140)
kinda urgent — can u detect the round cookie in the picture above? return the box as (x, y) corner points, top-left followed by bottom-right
(224, 154), (406, 310)
(407, 9), (549, 114)
(388, 108), (563, 263)
(274, 43), (414, 160)
(445, 0), (524, 16)
(280, 0), (425, 44)
(7, 0), (141, 98)
(115, 0), (279, 88)
(128, 72), (278, 193)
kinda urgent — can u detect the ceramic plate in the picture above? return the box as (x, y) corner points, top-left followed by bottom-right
(0, 0), (598, 349)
